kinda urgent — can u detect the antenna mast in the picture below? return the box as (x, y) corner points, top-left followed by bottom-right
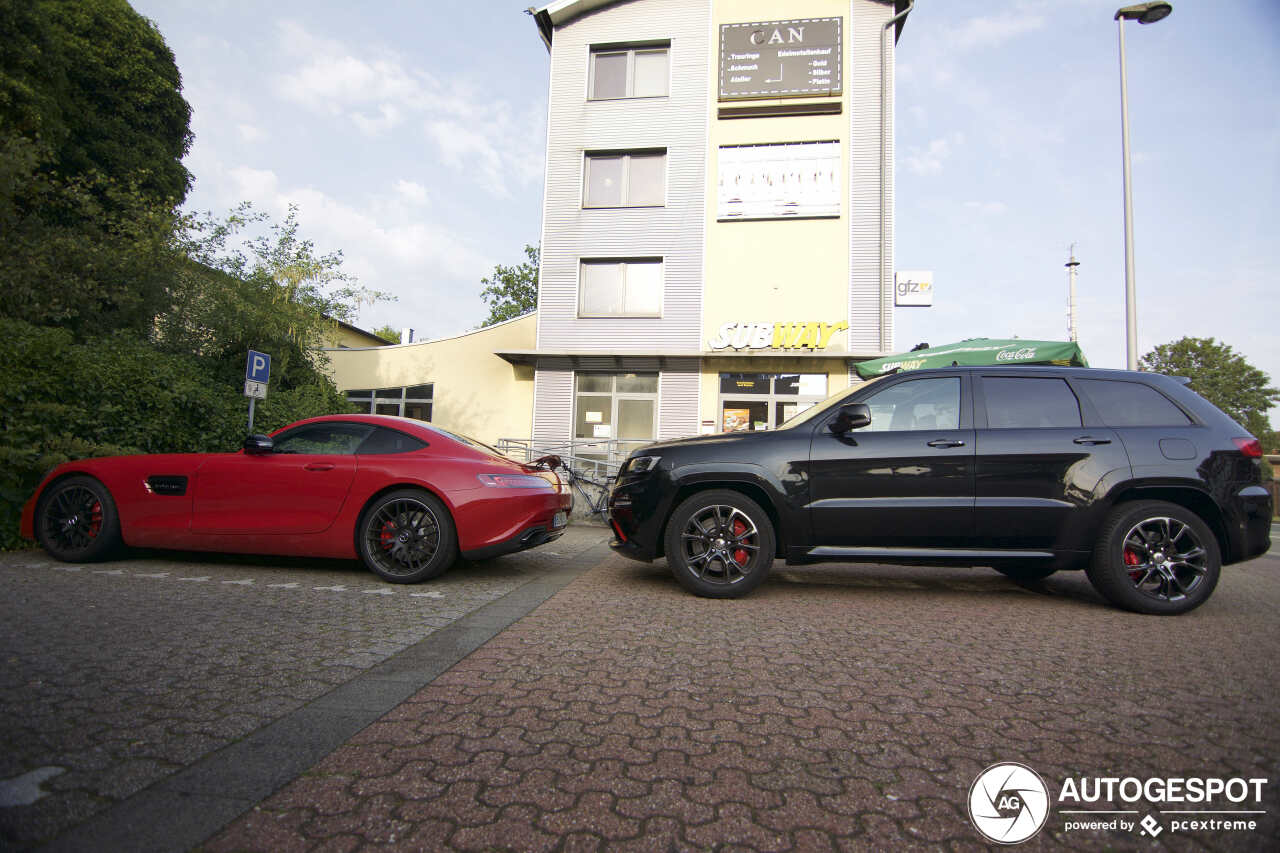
(1065, 244), (1080, 342)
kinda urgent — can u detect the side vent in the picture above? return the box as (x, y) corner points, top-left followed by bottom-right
(145, 475), (189, 496)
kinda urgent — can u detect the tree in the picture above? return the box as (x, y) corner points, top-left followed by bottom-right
(1140, 337), (1279, 439)
(159, 203), (394, 390)
(0, 0), (193, 335)
(373, 325), (402, 344)
(478, 244), (538, 327)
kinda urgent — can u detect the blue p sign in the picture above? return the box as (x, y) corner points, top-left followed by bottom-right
(246, 350), (271, 383)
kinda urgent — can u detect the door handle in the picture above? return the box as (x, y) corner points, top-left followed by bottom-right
(1073, 437), (1112, 446)
(927, 439), (966, 448)
(304, 462), (336, 471)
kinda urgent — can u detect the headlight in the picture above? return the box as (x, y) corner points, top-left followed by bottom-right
(622, 455), (661, 475)
(476, 473), (554, 489)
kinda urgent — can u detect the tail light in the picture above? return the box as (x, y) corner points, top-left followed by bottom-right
(1232, 437), (1263, 458)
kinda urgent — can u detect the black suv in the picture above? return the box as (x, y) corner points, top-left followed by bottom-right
(608, 367), (1272, 614)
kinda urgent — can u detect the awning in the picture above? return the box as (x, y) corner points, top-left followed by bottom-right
(852, 338), (1089, 379)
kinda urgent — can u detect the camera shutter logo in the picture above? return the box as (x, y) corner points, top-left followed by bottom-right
(968, 762), (1050, 844)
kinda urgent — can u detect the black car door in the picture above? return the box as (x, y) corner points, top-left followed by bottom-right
(807, 373), (976, 547)
(973, 374), (1130, 551)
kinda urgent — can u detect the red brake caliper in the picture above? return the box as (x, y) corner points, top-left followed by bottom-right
(88, 501), (103, 538)
(379, 521), (396, 551)
(1123, 547), (1142, 580)
(732, 519), (749, 565)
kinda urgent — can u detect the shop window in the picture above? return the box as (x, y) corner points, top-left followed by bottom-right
(346, 384), (433, 421)
(584, 151), (666, 208)
(579, 259), (662, 317)
(589, 45), (669, 100)
(718, 373), (828, 432)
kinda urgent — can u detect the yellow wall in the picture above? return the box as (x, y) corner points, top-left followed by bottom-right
(703, 0), (853, 358)
(323, 315), (536, 445)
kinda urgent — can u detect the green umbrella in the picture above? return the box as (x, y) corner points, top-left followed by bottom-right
(853, 338), (1089, 379)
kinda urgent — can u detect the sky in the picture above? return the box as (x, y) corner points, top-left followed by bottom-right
(131, 0), (1280, 413)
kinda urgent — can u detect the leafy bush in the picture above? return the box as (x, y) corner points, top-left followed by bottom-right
(0, 319), (351, 549)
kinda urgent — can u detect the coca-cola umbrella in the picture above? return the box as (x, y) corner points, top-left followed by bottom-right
(852, 338), (1088, 380)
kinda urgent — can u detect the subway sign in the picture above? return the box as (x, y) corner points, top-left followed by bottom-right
(708, 321), (848, 351)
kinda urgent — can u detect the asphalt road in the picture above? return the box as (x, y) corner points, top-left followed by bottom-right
(1, 524), (1277, 851)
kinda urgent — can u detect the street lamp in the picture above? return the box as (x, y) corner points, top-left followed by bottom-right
(1115, 2), (1171, 370)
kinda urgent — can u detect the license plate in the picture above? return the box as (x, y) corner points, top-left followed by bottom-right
(552, 511), (567, 529)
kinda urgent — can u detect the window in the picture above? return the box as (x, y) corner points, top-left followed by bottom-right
(1075, 380), (1192, 427)
(346, 384), (433, 420)
(590, 45), (669, 99)
(982, 377), (1081, 429)
(579, 259), (662, 317)
(861, 377), (961, 432)
(584, 151), (666, 208)
(718, 373), (828, 432)
(273, 423), (374, 455)
(355, 427), (427, 455)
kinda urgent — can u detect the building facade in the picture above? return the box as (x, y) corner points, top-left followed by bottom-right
(326, 0), (909, 456)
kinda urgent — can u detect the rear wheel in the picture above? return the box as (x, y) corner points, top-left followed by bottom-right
(664, 490), (775, 598)
(357, 489), (457, 583)
(35, 475), (121, 563)
(1085, 500), (1220, 615)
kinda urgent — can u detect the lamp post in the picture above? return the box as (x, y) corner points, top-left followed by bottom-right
(1115, 1), (1171, 370)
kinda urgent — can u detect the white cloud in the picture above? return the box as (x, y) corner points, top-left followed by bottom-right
(236, 123), (265, 143)
(904, 134), (964, 175)
(394, 180), (429, 205)
(949, 12), (1047, 51)
(963, 200), (1007, 215)
(270, 20), (541, 198)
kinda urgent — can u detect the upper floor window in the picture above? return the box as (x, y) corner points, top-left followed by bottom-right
(584, 151), (666, 208)
(589, 44), (669, 100)
(579, 259), (662, 317)
(346, 384), (433, 421)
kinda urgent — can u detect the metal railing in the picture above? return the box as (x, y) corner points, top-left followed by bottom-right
(495, 437), (649, 523)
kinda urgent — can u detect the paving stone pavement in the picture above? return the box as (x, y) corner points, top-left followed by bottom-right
(203, 546), (1280, 852)
(0, 524), (606, 850)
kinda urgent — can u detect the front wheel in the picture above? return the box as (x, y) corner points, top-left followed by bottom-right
(1085, 501), (1220, 615)
(35, 475), (121, 563)
(357, 489), (457, 583)
(664, 490), (775, 598)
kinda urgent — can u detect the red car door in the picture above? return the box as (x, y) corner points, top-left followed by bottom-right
(192, 422), (370, 535)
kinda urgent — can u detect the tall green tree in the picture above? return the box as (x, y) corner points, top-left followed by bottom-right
(478, 244), (539, 327)
(0, 0), (192, 335)
(159, 203), (394, 390)
(373, 325), (402, 344)
(1141, 337), (1279, 439)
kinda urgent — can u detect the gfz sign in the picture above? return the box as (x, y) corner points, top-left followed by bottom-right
(895, 270), (934, 307)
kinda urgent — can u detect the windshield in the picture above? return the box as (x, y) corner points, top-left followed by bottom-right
(776, 374), (892, 429)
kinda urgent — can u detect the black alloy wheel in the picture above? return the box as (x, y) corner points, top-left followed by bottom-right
(1086, 500), (1220, 615)
(358, 489), (457, 583)
(664, 490), (775, 598)
(35, 475), (121, 563)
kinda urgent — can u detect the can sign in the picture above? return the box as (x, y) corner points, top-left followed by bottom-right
(895, 270), (934, 307)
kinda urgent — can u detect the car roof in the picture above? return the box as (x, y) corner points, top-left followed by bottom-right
(880, 365), (1160, 380)
(278, 413), (440, 439)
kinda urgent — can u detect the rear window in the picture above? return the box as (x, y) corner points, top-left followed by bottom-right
(1075, 379), (1192, 427)
(356, 427), (428, 455)
(982, 377), (1082, 428)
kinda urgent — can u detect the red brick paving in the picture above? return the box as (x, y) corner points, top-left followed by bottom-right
(204, 553), (1280, 851)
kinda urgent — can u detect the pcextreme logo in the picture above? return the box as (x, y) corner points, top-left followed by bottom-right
(966, 763), (1270, 844)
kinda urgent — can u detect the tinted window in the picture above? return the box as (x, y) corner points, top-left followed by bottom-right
(982, 377), (1081, 428)
(356, 428), (427, 455)
(272, 423), (374, 455)
(861, 377), (960, 432)
(1075, 379), (1192, 427)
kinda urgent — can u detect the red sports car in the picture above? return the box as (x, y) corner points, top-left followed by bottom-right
(20, 414), (572, 583)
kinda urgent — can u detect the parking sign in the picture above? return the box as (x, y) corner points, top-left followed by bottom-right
(246, 350), (271, 383)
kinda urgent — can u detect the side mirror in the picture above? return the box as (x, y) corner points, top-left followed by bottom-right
(243, 434), (274, 455)
(829, 403), (871, 435)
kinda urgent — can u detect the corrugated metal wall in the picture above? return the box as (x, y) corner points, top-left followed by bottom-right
(535, 0), (710, 354)
(848, 0), (895, 355)
(658, 360), (701, 440)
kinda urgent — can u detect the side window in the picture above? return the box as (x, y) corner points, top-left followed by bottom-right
(589, 45), (669, 100)
(356, 428), (427, 455)
(1075, 379), (1192, 427)
(982, 377), (1081, 429)
(860, 377), (961, 432)
(272, 423), (374, 455)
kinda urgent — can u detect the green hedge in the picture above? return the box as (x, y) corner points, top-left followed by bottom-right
(0, 318), (350, 549)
